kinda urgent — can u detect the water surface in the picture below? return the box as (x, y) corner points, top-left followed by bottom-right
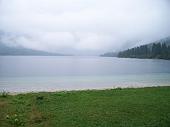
(0, 56), (170, 92)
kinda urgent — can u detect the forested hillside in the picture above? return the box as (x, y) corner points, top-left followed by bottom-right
(118, 43), (170, 59)
(118, 38), (170, 60)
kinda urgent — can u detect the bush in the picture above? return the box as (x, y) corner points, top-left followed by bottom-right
(115, 87), (122, 90)
(36, 96), (44, 101)
(0, 90), (9, 97)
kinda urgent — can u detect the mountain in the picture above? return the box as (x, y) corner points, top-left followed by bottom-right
(118, 37), (170, 60)
(0, 42), (67, 56)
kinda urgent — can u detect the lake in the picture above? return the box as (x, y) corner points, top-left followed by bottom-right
(0, 56), (170, 92)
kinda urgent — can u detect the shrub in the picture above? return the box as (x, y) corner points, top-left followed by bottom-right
(36, 96), (44, 101)
(0, 90), (9, 97)
(115, 87), (122, 90)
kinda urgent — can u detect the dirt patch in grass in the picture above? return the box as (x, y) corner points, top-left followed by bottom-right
(29, 107), (46, 124)
(0, 101), (8, 108)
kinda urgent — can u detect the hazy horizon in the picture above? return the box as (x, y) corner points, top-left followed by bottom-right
(0, 0), (170, 55)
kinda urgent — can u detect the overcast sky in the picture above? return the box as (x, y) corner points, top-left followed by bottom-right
(0, 0), (170, 55)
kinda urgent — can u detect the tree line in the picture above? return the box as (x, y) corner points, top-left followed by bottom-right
(118, 43), (170, 60)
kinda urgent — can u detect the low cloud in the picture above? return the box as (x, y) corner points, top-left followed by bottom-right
(0, 0), (170, 54)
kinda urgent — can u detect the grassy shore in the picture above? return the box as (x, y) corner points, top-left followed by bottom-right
(0, 86), (170, 127)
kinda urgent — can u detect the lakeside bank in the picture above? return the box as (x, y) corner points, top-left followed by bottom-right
(0, 86), (170, 127)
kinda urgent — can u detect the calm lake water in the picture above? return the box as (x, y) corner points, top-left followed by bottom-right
(0, 56), (170, 92)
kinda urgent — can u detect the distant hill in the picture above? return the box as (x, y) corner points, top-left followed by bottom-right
(0, 42), (67, 56)
(118, 37), (170, 60)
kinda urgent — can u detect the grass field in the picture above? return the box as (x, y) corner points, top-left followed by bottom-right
(0, 86), (170, 127)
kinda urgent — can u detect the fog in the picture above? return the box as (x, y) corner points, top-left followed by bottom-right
(0, 0), (170, 55)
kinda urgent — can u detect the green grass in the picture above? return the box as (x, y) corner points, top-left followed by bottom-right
(0, 86), (170, 127)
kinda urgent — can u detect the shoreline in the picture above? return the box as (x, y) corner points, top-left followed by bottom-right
(2, 85), (170, 95)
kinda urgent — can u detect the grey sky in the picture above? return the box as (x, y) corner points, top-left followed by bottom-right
(0, 0), (170, 55)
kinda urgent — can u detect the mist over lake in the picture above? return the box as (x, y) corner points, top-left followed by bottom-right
(0, 56), (170, 92)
